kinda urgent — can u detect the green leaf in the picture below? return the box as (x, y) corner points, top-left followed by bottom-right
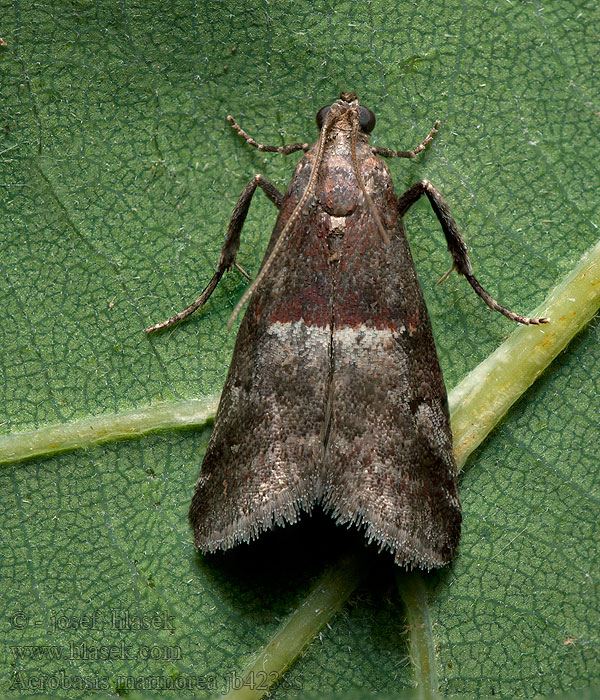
(1, 1), (598, 698)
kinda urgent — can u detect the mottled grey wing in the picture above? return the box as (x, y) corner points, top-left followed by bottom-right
(189, 152), (332, 552)
(321, 194), (461, 569)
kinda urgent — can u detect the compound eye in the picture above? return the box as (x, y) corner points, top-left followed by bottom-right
(359, 106), (376, 133)
(317, 105), (331, 131)
(316, 105), (331, 130)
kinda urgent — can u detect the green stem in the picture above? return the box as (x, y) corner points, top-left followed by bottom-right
(450, 238), (600, 470)
(399, 572), (441, 700)
(0, 397), (219, 465)
(222, 550), (369, 700)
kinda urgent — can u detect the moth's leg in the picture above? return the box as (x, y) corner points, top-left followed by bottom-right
(397, 180), (550, 326)
(145, 175), (284, 333)
(372, 120), (440, 159)
(228, 116), (309, 155)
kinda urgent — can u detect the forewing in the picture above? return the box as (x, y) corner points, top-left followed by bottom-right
(321, 156), (461, 569)
(190, 152), (332, 552)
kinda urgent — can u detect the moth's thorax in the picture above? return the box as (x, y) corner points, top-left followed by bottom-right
(303, 132), (394, 219)
(326, 118), (369, 145)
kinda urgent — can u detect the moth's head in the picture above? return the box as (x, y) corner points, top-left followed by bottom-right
(316, 92), (376, 135)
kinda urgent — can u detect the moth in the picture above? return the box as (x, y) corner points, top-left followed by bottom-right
(147, 92), (548, 569)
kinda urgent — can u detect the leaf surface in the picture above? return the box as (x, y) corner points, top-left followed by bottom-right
(0, 0), (598, 697)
